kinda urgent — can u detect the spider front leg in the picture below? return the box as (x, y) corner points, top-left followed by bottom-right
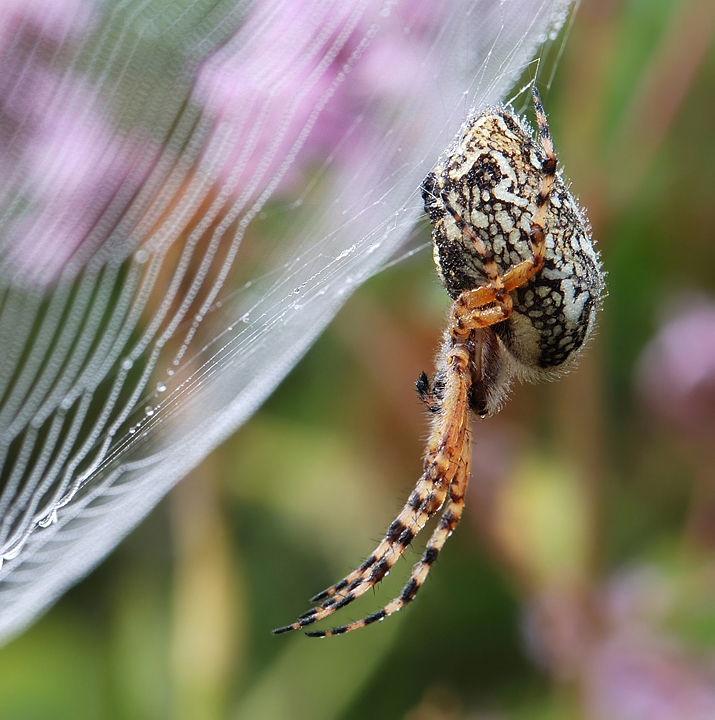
(273, 338), (473, 636)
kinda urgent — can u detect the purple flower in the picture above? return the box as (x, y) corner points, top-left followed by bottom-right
(585, 633), (715, 720)
(0, 0), (153, 285)
(637, 296), (715, 436)
(0, 0), (93, 48)
(192, 0), (445, 197)
(527, 568), (715, 720)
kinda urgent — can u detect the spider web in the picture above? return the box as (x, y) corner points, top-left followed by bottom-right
(0, 0), (573, 643)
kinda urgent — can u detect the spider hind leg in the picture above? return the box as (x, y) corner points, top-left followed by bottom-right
(273, 340), (472, 636)
(272, 469), (452, 634)
(306, 426), (471, 637)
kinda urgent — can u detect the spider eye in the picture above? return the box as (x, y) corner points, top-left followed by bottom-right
(476, 401), (488, 417)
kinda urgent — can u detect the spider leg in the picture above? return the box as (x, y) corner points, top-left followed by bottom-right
(286, 470), (453, 630)
(415, 371), (440, 413)
(302, 362), (464, 610)
(451, 287), (513, 337)
(273, 340), (473, 635)
(301, 465), (454, 613)
(306, 423), (472, 637)
(530, 85), (557, 231)
(527, 85), (556, 270)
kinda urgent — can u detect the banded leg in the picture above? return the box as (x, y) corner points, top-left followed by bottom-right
(273, 340), (473, 635)
(530, 84), (557, 242)
(415, 371), (440, 413)
(306, 424), (472, 637)
(305, 345), (468, 609)
(520, 85), (556, 280)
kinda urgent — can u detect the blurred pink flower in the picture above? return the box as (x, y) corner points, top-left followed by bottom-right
(584, 567), (715, 720)
(0, 0), (94, 183)
(585, 633), (715, 720)
(0, 0), (448, 284)
(636, 296), (715, 436)
(0, 0), (154, 285)
(526, 567), (715, 720)
(193, 0), (445, 196)
(3, 83), (156, 283)
(0, 0), (93, 49)
(523, 584), (593, 682)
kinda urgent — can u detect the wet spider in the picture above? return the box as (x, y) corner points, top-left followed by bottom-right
(274, 86), (604, 637)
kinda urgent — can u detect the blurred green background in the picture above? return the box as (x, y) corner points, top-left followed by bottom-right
(2, 0), (715, 718)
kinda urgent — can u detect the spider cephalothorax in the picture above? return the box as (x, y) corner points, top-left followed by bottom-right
(275, 86), (604, 637)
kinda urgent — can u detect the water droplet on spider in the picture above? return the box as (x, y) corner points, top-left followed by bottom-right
(121, 358), (133, 371)
(144, 406), (155, 417)
(129, 426), (137, 435)
(167, 369), (175, 376)
(172, 359), (180, 366)
(134, 249), (149, 264)
(156, 382), (167, 393)
(241, 313), (250, 323)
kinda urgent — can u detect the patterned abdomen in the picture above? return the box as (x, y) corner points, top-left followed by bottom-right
(422, 107), (603, 373)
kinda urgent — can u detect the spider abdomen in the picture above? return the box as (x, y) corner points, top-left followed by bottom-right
(422, 107), (603, 374)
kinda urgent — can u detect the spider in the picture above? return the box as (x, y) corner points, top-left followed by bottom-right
(274, 85), (604, 637)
